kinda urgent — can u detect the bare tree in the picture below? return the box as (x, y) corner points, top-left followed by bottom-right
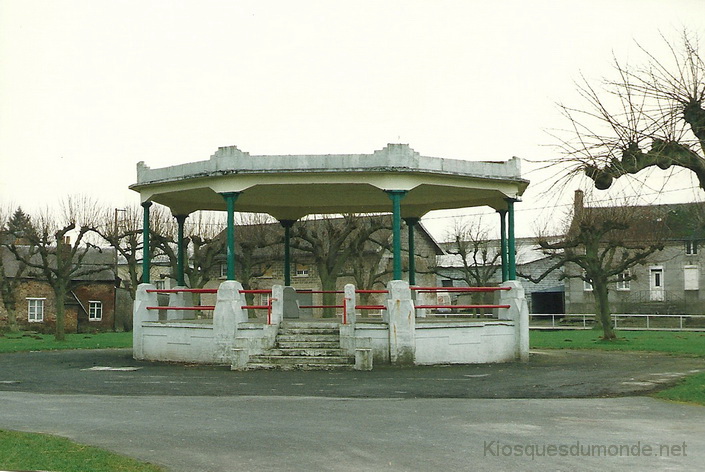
(440, 217), (502, 314)
(95, 204), (144, 299)
(5, 198), (112, 340)
(290, 214), (390, 317)
(552, 31), (705, 192)
(524, 194), (665, 340)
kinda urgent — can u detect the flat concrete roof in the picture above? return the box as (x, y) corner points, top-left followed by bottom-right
(130, 144), (529, 219)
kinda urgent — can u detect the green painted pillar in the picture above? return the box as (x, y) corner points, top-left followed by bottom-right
(175, 214), (188, 286)
(507, 199), (517, 280)
(498, 210), (508, 282)
(141, 201), (152, 284)
(403, 217), (419, 285)
(221, 192), (240, 280)
(279, 220), (296, 286)
(386, 190), (407, 280)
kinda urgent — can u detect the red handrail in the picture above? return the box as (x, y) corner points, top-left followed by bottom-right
(412, 286), (510, 292)
(416, 304), (510, 310)
(147, 288), (218, 294)
(146, 306), (215, 311)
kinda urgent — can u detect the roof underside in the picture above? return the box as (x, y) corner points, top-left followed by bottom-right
(130, 144), (529, 220)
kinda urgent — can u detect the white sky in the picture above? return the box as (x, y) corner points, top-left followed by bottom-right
(1, 0), (704, 240)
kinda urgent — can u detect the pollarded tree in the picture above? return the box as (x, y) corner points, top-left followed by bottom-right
(440, 217), (502, 314)
(524, 192), (665, 340)
(5, 198), (113, 340)
(290, 214), (390, 318)
(95, 204), (144, 299)
(553, 31), (705, 191)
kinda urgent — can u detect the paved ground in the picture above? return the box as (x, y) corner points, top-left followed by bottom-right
(0, 349), (703, 471)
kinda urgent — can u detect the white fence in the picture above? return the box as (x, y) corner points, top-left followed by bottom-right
(530, 313), (705, 331)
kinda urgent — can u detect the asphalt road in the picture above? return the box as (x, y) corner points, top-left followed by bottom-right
(0, 349), (703, 471)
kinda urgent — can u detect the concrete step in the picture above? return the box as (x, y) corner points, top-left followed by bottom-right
(279, 327), (340, 335)
(266, 348), (347, 357)
(249, 355), (353, 365)
(277, 340), (341, 349)
(276, 334), (340, 343)
(245, 362), (355, 371)
(281, 321), (340, 329)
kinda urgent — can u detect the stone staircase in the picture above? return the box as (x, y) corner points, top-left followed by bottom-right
(245, 321), (355, 370)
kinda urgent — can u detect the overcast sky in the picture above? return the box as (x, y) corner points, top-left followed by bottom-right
(1, 0), (703, 239)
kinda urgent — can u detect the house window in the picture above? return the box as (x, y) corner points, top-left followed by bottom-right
(261, 293), (271, 307)
(295, 264), (310, 277)
(220, 263), (228, 279)
(27, 298), (45, 322)
(686, 240), (698, 255)
(89, 301), (103, 321)
(583, 273), (593, 291)
(616, 271), (630, 291)
(684, 265), (699, 291)
(154, 280), (166, 290)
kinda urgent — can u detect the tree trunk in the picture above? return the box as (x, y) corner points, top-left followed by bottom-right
(7, 308), (19, 332)
(54, 284), (67, 341)
(320, 277), (338, 318)
(592, 281), (616, 340)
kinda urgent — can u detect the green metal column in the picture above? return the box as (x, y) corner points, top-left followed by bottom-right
(221, 192), (240, 281)
(175, 214), (188, 286)
(507, 199), (516, 280)
(498, 209), (508, 282)
(141, 201), (152, 284)
(403, 217), (419, 285)
(279, 220), (296, 286)
(386, 190), (407, 280)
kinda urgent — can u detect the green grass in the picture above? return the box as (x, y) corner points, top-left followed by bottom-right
(530, 329), (705, 357)
(531, 329), (705, 405)
(0, 331), (132, 353)
(0, 429), (165, 472)
(653, 371), (705, 405)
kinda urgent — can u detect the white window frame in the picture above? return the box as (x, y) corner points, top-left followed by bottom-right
(686, 240), (698, 255)
(684, 265), (699, 291)
(582, 272), (593, 291)
(219, 263), (228, 279)
(89, 301), (103, 321)
(616, 270), (631, 291)
(295, 264), (310, 277)
(27, 298), (45, 322)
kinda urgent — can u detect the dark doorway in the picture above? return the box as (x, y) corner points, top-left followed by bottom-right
(531, 291), (564, 314)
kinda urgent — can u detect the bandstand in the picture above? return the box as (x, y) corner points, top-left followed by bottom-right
(130, 144), (530, 369)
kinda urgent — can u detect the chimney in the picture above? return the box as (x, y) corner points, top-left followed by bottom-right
(574, 189), (584, 215)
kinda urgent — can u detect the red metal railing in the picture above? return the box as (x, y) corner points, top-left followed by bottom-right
(145, 285), (512, 322)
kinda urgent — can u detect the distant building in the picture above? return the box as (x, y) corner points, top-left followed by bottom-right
(0, 245), (117, 333)
(563, 192), (705, 315)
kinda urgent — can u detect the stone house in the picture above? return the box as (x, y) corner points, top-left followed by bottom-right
(0, 246), (117, 333)
(563, 195), (705, 316)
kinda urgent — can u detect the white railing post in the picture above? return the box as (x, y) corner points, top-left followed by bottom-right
(499, 281), (529, 362)
(386, 280), (415, 366)
(213, 280), (247, 364)
(133, 283), (158, 360)
(270, 285), (284, 325)
(344, 284), (356, 326)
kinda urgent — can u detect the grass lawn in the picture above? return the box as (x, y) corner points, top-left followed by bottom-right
(0, 331), (132, 353)
(530, 329), (705, 357)
(531, 329), (705, 405)
(0, 429), (165, 472)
